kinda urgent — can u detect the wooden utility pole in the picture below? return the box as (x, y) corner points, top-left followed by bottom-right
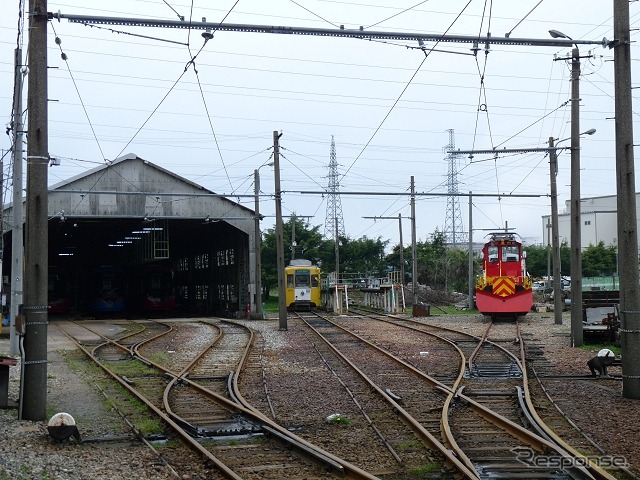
(613, 0), (640, 399)
(22, 0), (49, 421)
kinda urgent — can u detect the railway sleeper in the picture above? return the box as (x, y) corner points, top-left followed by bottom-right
(463, 389), (516, 397)
(478, 464), (573, 478)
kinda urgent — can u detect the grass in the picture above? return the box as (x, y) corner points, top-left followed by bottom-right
(60, 349), (166, 436)
(579, 342), (621, 356)
(396, 440), (423, 451)
(262, 295), (280, 313)
(409, 463), (442, 475)
(326, 413), (351, 425)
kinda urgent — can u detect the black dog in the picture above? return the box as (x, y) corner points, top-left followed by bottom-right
(587, 349), (615, 377)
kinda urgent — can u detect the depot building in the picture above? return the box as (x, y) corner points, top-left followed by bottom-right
(2, 154), (261, 319)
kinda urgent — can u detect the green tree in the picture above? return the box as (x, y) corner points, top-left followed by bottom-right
(261, 216), (326, 299)
(524, 242), (571, 278)
(318, 235), (389, 281)
(523, 244), (548, 278)
(582, 241), (617, 277)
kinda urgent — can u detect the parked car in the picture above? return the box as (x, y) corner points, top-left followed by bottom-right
(533, 281), (546, 291)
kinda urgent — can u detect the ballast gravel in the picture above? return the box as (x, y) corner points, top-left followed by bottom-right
(0, 311), (638, 479)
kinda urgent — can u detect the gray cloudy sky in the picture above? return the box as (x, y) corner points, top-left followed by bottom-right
(1, 1), (635, 250)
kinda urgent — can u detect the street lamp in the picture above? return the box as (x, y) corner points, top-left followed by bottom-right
(549, 29), (573, 42)
(254, 161), (273, 319)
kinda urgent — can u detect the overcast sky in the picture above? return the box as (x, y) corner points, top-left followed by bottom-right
(1, 1), (636, 251)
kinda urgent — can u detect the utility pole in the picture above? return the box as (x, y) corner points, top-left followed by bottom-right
(291, 215), (296, 261)
(613, 0), (640, 399)
(549, 139), (563, 325)
(334, 216), (340, 286)
(546, 219), (551, 285)
(10, 47), (24, 356)
(398, 213), (404, 286)
(468, 192), (474, 310)
(22, 0), (49, 421)
(273, 131), (287, 331)
(410, 176), (417, 306)
(253, 168), (263, 319)
(569, 46), (583, 347)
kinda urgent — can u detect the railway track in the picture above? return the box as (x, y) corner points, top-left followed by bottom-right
(324, 310), (622, 480)
(51, 313), (634, 479)
(56, 318), (380, 480)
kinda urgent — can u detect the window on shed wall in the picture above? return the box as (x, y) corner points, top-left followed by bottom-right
(195, 253), (209, 270)
(177, 257), (189, 272)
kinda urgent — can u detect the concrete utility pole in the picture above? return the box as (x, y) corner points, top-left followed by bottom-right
(548, 139), (563, 325)
(273, 131), (287, 331)
(398, 213), (404, 286)
(334, 217), (340, 285)
(410, 176), (417, 306)
(22, 0), (49, 421)
(10, 47), (25, 356)
(468, 192), (474, 310)
(613, 0), (640, 399)
(569, 46), (583, 347)
(253, 168), (264, 319)
(291, 215), (296, 261)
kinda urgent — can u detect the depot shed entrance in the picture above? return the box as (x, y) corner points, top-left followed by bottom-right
(2, 154), (260, 318)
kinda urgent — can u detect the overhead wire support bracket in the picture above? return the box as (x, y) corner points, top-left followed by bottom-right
(49, 12), (609, 49)
(449, 147), (571, 155)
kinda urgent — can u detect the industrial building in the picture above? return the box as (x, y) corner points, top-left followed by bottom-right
(540, 193), (636, 250)
(2, 154), (259, 318)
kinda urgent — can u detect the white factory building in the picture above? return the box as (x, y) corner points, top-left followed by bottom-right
(540, 193), (638, 249)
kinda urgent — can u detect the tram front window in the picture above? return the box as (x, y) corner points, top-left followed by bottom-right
(295, 272), (310, 287)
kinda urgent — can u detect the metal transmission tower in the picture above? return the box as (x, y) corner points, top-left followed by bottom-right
(443, 129), (466, 246)
(324, 136), (346, 240)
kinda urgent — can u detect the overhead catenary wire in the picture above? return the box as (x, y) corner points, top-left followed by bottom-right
(363, 0), (430, 30)
(340, 0), (475, 182)
(50, 22), (107, 163)
(4, 2), (620, 248)
(289, 0), (340, 29)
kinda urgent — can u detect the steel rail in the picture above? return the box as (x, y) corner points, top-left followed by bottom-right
(515, 323), (618, 480)
(131, 319), (378, 480)
(160, 319), (225, 427)
(136, 320), (377, 480)
(349, 312), (558, 464)
(62, 319), (363, 478)
(297, 311), (480, 479)
(221, 319), (381, 479)
(381, 313), (619, 479)
(347, 310), (485, 475)
(55, 322), (244, 480)
(466, 319), (496, 374)
(65, 321), (364, 480)
(529, 366), (640, 480)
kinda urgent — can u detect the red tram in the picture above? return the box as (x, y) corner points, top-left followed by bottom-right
(475, 233), (533, 319)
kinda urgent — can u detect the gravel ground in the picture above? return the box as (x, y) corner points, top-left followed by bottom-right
(0, 311), (639, 479)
